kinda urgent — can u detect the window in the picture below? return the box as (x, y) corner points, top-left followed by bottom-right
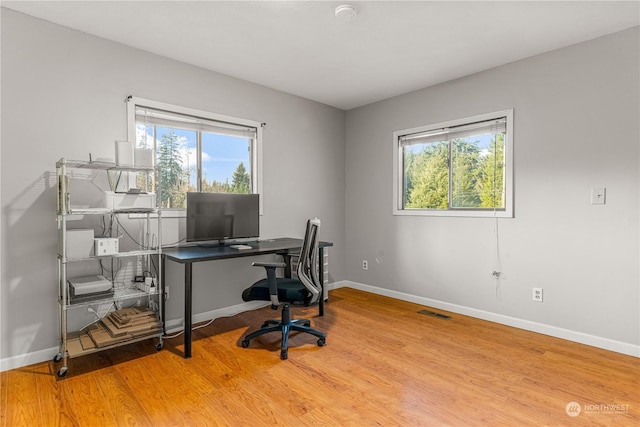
(126, 97), (262, 210)
(393, 110), (513, 217)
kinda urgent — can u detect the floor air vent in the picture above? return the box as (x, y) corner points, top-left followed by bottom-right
(418, 309), (451, 320)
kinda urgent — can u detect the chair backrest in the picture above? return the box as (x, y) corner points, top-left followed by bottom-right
(296, 218), (322, 304)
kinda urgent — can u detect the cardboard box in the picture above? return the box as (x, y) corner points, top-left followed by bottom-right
(104, 191), (156, 211)
(115, 140), (134, 166)
(59, 229), (94, 259)
(134, 147), (153, 168)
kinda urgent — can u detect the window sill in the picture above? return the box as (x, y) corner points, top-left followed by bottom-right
(393, 208), (513, 218)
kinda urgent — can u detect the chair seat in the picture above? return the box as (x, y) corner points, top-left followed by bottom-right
(242, 278), (311, 305)
(240, 218), (326, 360)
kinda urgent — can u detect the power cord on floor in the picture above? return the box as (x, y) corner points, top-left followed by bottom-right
(163, 318), (216, 339)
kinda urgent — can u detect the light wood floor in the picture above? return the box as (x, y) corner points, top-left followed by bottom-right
(1, 287), (638, 426)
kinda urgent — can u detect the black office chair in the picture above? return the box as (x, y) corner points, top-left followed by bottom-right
(241, 218), (326, 359)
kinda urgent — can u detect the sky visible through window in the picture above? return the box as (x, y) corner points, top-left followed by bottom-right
(136, 124), (250, 184)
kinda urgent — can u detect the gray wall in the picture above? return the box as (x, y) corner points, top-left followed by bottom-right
(0, 9), (346, 363)
(1, 7), (638, 367)
(345, 27), (639, 349)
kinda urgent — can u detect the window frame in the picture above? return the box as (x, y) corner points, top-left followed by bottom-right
(126, 96), (263, 214)
(392, 109), (514, 218)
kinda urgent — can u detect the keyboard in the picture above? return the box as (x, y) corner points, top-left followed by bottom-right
(229, 244), (253, 250)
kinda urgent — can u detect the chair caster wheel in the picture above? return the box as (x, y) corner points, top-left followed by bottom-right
(156, 342), (163, 351)
(280, 351), (288, 360)
(57, 367), (68, 378)
(241, 340), (250, 348)
(53, 353), (63, 363)
(317, 338), (326, 347)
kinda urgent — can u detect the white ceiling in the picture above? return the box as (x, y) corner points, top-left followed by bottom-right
(3, 1), (639, 110)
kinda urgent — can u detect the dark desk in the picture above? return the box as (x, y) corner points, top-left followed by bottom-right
(162, 238), (333, 358)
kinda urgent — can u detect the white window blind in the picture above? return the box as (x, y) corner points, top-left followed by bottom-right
(399, 117), (507, 146)
(135, 106), (257, 139)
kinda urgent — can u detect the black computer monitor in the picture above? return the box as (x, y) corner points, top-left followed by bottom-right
(186, 192), (259, 243)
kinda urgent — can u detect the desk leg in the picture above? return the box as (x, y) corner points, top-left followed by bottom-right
(319, 247), (325, 317)
(184, 262), (192, 359)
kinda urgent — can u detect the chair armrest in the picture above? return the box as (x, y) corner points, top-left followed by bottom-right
(252, 261), (287, 308)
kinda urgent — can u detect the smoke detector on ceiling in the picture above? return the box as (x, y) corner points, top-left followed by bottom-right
(335, 4), (357, 22)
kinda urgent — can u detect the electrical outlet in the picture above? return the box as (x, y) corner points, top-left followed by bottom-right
(591, 187), (606, 205)
(532, 287), (543, 302)
(362, 260), (368, 270)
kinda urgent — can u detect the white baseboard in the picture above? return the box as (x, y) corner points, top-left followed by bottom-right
(336, 280), (640, 358)
(3, 281), (636, 372)
(164, 301), (269, 334)
(0, 301), (270, 372)
(0, 346), (59, 372)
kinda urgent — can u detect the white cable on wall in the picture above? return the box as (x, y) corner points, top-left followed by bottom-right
(493, 215), (502, 299)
